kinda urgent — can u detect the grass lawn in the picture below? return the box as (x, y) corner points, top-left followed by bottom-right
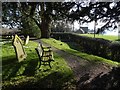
(42, 38), (120, 67)
(79, 34), (119, 41)
(2, 39), (74, 89)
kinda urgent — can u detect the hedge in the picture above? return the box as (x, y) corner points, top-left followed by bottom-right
(51, 32), (120, 62)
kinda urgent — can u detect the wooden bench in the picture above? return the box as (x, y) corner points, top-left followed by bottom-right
(35, 42), (54, 68)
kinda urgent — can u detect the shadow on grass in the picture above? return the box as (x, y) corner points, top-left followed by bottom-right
(2, 71), (75, 90)
(76, 67), (120, 90)
(36, 71), (74, 89)
(2, 55), (17, 66)
(2, 56), (39, 80)
(115, 39), (120, 41)
(2, 52), (75, 90)
(22, 59), (38, 76)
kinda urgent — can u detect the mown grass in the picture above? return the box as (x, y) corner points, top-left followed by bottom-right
(80, 34), (118, 41)
(42, 38), (120, 67)
(2, 39), (74, 89)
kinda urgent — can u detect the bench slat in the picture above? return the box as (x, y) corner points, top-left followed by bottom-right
(35, 42), (54, 68)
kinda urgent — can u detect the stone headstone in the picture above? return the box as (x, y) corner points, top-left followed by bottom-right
(13, 35), (27, 62)
(25, 35), (29, 45)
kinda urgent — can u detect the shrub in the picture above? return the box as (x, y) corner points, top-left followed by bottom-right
(51, 33), (120, 62)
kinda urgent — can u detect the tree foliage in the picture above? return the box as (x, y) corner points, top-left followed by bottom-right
(2, 2), (76, 38)
(21, 16), (41, 38)
(2, 2), (120, 38)
(51, 20), (72, 32)
(68, 2), (120, 31)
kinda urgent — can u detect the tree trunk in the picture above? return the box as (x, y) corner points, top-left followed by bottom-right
(40, 21), (51, 38)
(40, 2), (52, 38)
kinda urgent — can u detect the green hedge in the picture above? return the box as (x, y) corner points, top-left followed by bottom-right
(51, 33), (120, 62)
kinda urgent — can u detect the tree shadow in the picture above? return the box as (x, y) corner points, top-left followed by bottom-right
(37, 72), (66, 89)
(2, 54), (39, 80)
(2, 51), (76, 90)
(22, 59), (38, 76)
(115, 39), (120, 41)
(76, 67), (120, 90)
(3, 62), (24, 80)
(3, 71), (74, 90)
(2, 55), (17, 66)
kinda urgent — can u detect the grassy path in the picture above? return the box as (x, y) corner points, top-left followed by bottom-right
(42, 41), (112, 80)
(2, 38), (119, 89)
(33, 38), (120, 89)
(33, 39), (113, 84)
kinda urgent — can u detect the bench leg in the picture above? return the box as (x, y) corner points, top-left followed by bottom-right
(48, 62), (52, 68)
(38, 61), (41, 68)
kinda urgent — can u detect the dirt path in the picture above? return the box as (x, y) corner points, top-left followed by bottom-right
(45, 43), (112, 80)
(33, 39), (113, 82)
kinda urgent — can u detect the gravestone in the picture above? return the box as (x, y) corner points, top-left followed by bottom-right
(25, 35), (29, 45)
(13, 34), (27, 62)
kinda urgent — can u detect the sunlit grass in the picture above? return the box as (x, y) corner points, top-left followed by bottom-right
(42, 38), (120, 67)
(80, 34), (118, 41)
(2, 39), (74, 89)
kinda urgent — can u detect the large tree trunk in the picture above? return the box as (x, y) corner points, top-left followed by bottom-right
(40, 21), (51, 38)
(40, 2), (52, 38)
(30, 2), (52, 38)
(32, 14), (51, 38)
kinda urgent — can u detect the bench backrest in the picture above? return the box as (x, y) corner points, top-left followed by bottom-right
(35, 43), (53, 61)
(35, 43), (43, 60)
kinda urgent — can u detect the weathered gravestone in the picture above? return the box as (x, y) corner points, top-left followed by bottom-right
(25, 35), (29, 45)
(13, 34), (27, 62)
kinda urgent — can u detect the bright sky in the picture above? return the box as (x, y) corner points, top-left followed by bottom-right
(74, 20), (106, 30)
(73, 2), (118, 31)
(74, 21), (119, 36)
(74, 21), (95, 30)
